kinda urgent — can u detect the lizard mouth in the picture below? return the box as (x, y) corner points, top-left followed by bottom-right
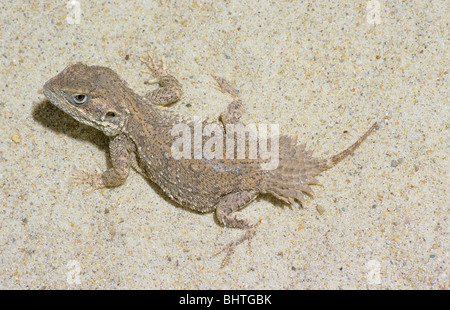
(43, 78), (66, 109)
(42, 80), (55, 101)
(43, 79), (94, 128)
(43, 80), (73, 115)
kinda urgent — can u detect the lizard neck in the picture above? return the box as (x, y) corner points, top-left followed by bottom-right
(124, 91), (183, 140)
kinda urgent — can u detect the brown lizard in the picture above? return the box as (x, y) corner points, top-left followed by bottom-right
(43, 52), (377, 266)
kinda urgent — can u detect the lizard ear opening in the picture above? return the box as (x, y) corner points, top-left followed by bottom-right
(105, 111), (116, 119)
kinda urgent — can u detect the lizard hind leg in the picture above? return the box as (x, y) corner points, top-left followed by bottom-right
(214, 190), (259, 267)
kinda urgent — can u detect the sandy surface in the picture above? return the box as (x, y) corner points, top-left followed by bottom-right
(0, 1), (448, 289)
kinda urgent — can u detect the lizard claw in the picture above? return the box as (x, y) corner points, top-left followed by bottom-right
(72, 168), (104, 193)
(140, 52), (170, 81)
(211, 74), (239, 100)
(213, 241), (236, 268)
(213, 222), (259, 268)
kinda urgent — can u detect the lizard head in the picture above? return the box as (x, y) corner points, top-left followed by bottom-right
(43, 63), (131, 136)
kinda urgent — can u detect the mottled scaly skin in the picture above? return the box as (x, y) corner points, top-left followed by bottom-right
(126, 101), (265, 211)
(43, 53), (377, 266)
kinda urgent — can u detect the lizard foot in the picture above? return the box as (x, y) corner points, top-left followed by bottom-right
(72, 168), (104, 193)
(214, 220), (260, 267)
(211, 75), (240, 100)
(140, 52), (170, 84)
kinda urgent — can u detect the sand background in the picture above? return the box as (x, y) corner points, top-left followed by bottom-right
(0, 0), (448, 289)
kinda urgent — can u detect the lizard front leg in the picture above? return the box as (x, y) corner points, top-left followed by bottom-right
(211, 75), (244, 127)
(214, 190), (259, 267)
(73, 134), (131, 192)
(140, 53), (183, 105)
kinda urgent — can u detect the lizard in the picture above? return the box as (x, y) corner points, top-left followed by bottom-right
(43, 52), (378, 266)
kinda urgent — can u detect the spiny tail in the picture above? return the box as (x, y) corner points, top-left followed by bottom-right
(263, 122), (378, 205)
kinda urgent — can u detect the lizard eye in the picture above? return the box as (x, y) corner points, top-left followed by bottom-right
(72, 94), (88, 105)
